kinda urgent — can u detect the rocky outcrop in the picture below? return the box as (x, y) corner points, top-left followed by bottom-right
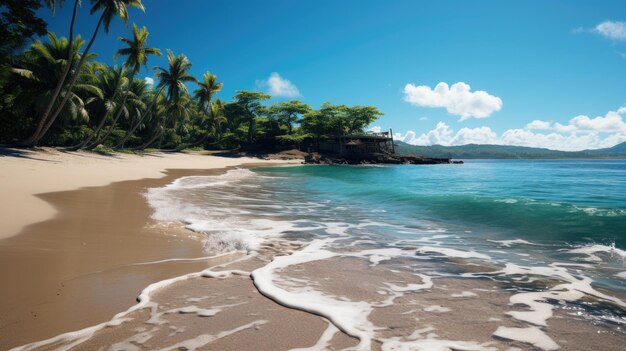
(304, 153), (462, 165)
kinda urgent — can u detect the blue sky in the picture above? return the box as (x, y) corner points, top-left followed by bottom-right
(39, 0), (626, 150)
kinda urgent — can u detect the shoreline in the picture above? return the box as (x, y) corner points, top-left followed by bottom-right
(0, 148), (296, 240)
(3, 152), (625, 350)
(0, 149), (298, 349)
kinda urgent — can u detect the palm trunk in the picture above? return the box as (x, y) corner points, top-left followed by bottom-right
(32, 12), (105, 147)
(87, 92), (129, 148)
(134, 119), (164, 151)
(115, 85), (164, 149)
(19, 0), (80, 147)
(67, 110), (110, 151)
(165, 135), (206, 152)
(135, 128), (162, 150)
(247, 119), (254, 143)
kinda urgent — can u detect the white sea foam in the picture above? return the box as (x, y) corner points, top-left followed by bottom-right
(493, 326), (559, 351)
(464, 261), (626, 347)
(380, 333), (497, 351)
(566, 243), (626, 262)
(487, 239), (538, 247)
(10, 253), (247, 351)
(289, 322), (339, 351)
(168, 168), (258, 189)
(157, 320), (268, 351)
(251, 239), (377, 351)
(571, 205), (626, 217)
(423, 305), (451, 313)
(145, 170), (326, 252)
(417, 246), (491, 260)
(451, 291), (477, 298)
(495, 198), (518, 204)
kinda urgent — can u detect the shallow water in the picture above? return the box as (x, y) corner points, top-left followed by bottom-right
(14, 161), (626, 350)
(142, 161), (626, 350)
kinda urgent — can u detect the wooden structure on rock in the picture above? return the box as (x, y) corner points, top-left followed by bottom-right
(302, 128), (460, 165)
(338, 130), (395, 157)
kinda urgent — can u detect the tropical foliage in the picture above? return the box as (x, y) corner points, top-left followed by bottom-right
(0, 0), (383, 152)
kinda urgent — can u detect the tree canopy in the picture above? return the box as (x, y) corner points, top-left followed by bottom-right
(0, 1), (384, 152)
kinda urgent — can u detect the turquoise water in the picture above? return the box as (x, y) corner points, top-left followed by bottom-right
(259, 160), (626, 248)
(142, 160), (626, 347)
(255, 161), (626, 294)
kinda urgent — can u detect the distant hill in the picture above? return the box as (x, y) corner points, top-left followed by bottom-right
(395, 141), (626, 159)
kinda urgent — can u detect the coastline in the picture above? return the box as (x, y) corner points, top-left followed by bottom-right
(2, 153), (624, 351)
(0, 148), (296, 240)
(0, 149), (297, 349)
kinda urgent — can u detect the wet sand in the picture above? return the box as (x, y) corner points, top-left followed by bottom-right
(0, 149), (298, 349)
(3, 150), (624, 351)
(0, 168), (229, 348)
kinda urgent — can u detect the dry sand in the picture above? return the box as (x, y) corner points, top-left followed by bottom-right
(0, 148), (297, 349)
(0, 148), (294, 240)
(2, 148), (624, 351)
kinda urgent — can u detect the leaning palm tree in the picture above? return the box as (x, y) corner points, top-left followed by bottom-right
(113, 24), (162, 148)
(87, 76), (147, 147)
(22, 0), (145, 147)
(179, 71), (223, 148)
(134, 90), (166, 150)
(8, 33), (100, 144)
(26, 0), (80, 147)
(132, 50), (196, 150)
(68, 65), (127, 150)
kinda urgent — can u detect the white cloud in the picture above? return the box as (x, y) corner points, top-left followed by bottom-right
(530, 109), (626, 134)
(453, 126), (498, 145)
(395, 122), (454, 145)
(594, 20), (626, 40)
(369, 126), (382, 133)
(396, 107), (626, 151)
(525, 120), (552, 130)
(263, 72), (300, 98)
(403, 82), (503, 121)
(144, 77), (154, 85)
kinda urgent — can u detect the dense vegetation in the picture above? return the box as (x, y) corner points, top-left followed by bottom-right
(0, 0), (382, 153)
(396, 141), (626, 159)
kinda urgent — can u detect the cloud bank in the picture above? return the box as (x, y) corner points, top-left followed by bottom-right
(144, 77), (154, 85)
(263, 72), (300, 98)
(395, 107), (626, 151)
(403, 82), (503, 121)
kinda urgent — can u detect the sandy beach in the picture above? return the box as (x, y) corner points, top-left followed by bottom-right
(2, 149), (624, 351)
(0, 149), (296, 348)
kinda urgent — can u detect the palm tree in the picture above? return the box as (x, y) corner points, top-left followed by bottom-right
(24, 0), (80, 147)
(113, 24), (162, 148)
(22, 0), (145, 147)
(154, 50), (197, 104)
(115, 23), (162, 74)
(208, 99), (227, 140)
(134, 50), (196, 150)
(186, 71), (223, 147)
(194, 72), (222, 113)
(68, 65), (127, 150)
(7, 33), (100, 143)
(134, 90), (166, 150)
(87, 76), (147, 147)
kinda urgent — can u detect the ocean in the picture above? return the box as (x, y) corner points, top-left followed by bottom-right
(139, 160), (626, 350)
